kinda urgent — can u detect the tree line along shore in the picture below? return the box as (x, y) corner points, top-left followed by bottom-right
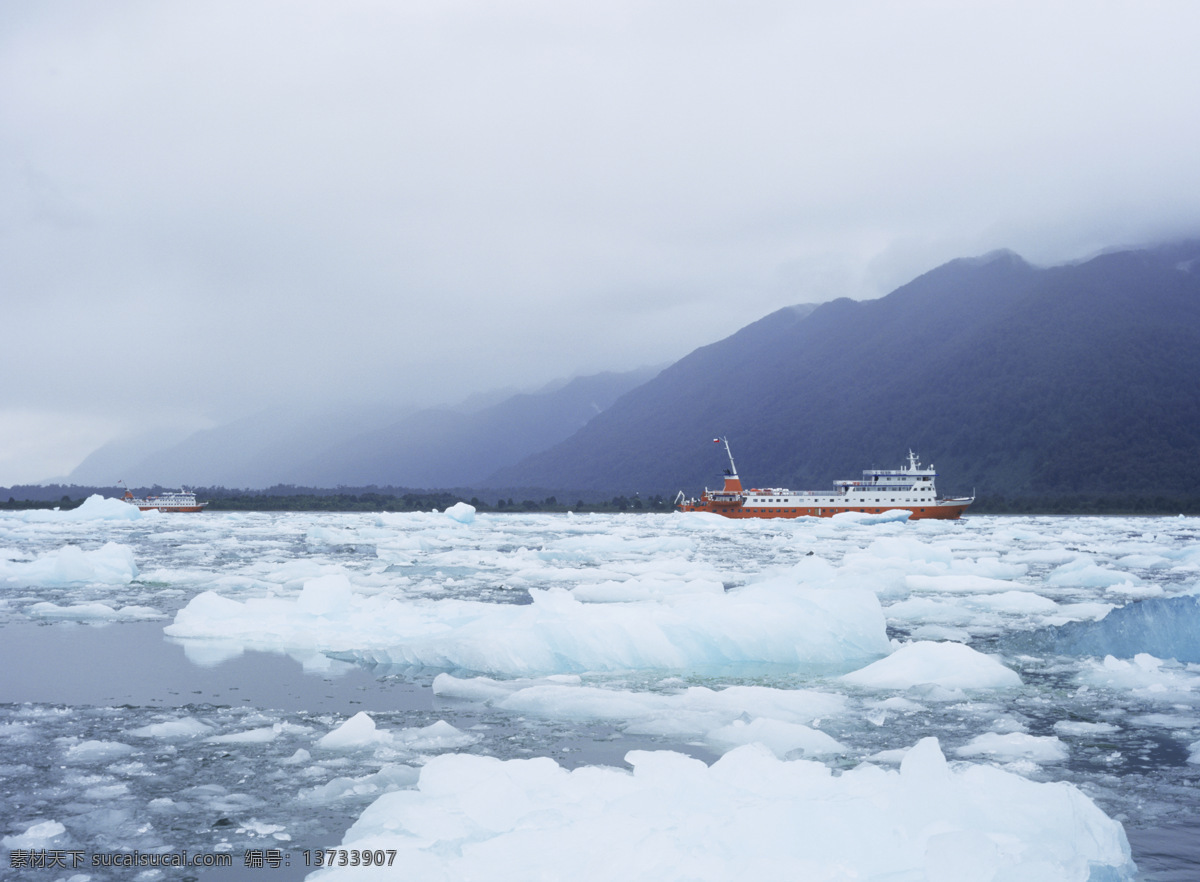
(3, 488), (1198, 515)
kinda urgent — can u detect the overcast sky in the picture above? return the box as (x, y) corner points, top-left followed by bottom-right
(3, 1), (1199, 484)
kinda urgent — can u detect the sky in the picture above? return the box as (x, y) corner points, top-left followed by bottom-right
(3, 1), (1200, 485)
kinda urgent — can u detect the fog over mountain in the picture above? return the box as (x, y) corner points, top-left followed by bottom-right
(67, 369), (658, 490)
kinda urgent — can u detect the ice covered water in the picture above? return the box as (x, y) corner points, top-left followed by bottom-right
(2, 501), (1199, 879)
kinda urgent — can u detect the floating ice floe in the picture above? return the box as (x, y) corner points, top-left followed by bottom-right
(168, 576), (891, 676)
(705, 717), (845, 758)
(433, 674), (848, 752)
(27, 600), (162, 621)
(2, 820), (66, 849)
(841, 641), (1022, 691)
(827, 509), (912, 525)
(300, 765), (420, 805)
(954, 732), (1070, 764)
(317, 712), (479, 752)
(1053, 720), (1119, 737)
(568, 577), (724, 602)
(1047, 555), (1143, 590)
(61, 739), (136, 763)
(206, 726), (284, 744)
(1, 541), (138, 586)
(1077, 653), (1200, 701)
(127, 717), (215, 739)
(311, 738), (1133, 882)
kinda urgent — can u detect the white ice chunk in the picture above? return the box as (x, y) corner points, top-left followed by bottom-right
(205, 726), (280, 744)
(28, 601), (162, 621)
(443, 502), (476, 524)
(2, 820), (67, 848)
(1047, 556), (1142, 589)
(62, 740), (136, 763)
(317, 712), (479, 752)
(842, 641), (1022, 691)
(1080, 653), (1200, 700)
(705, 718), (845, 758)
(317, 712), (390, 750)
(962, 591), (1060, 614)
(3, 542), (138, 586)
(1053, 720), (1119, 737)
(829, 509), (912, 525)
(128, 717), (214, 739)
(297, 574), (355, 616)
(394, 720), (480, 751)
(905, 574), (1026, 594)
(433, 674), (848, 747)
(569, 578), (724, 602)
(954, 732), (1069, 763)
(300, 765), (420, 804)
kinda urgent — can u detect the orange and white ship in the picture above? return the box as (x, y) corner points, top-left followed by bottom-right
(121, 487), (208, 513)
(676, 438), (973, 520)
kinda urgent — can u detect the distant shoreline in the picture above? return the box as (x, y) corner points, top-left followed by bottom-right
(2, 489), (1196, 516)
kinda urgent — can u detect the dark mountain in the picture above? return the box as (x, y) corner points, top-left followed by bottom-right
(488, 242), (1200, 502)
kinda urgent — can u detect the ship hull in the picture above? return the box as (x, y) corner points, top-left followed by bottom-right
(133, 504), (208, 513)
(680, 501), (970, 520)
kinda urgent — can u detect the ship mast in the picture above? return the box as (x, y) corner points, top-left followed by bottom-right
(716, 437), (739, 479)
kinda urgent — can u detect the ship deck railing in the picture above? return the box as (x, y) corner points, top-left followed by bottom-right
(748, 487), (936, 498)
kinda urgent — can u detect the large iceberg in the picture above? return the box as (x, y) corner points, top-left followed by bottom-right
(1016, 594), (1200, 663)
(167, 576), (891, 676)
(15, 494), (143, 522)
(310, 738), (1133, 881)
